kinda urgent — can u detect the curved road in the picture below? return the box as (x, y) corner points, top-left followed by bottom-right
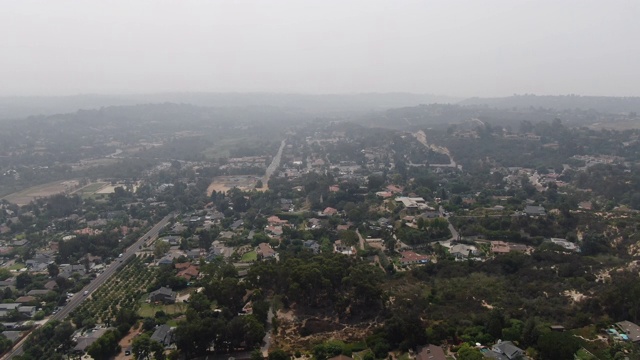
(2, 213), (174, 359)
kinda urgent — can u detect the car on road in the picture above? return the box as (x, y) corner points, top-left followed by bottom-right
(83, 290), (89, 296)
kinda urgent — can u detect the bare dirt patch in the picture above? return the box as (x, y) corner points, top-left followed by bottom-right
(3, 180), (80, 206)
(274, 308), (381, 352)
(207, 175), (263, 195)
(114, 325), (144, 359)
(563, 290), (588, 303)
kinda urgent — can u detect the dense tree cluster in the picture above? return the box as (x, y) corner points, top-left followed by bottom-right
(247, 252), (385, 314)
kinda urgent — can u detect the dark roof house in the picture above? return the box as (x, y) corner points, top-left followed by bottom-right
(616, 320), (640, 343)
(303, 240), (321, 254)
(416, 345), (446, 360)
(524, 205), (546, 216)
(149, 287), (176, 304)
(491, 340), (524, 360)
(151, 324), (174, 347)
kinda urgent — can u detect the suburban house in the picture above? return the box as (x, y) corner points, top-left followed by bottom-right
(59, 264), (86, 278)
(550, 238), (580, 252)
(491, 241), (511, 255)
(209, 241), (226, 258)
(508, 243), (530, 253)
(26, 289), (51, 297)
(267, 216), (288, 226)
(151, 324), (174, 347)
(322, 207), (338, 216)
(149, 287), (176, 304)
(416, 344), (446, 360)
(230, 219), (244, 231)
(218, 231), (235, 240)
(308, 218), (322, 229)
(616, 321), (640, 343)
(0, 303), (36, 318)
(177, 265), (200, 281)
(396, 197), (428, 210)
(449, 244), (479, 259)
(25, 257), (52, 272)
(159, 236), (181, 246)
(334, 240), (356, 256)
(491, 340), (524, 360)
(523, 205), (546, 216)
(303, 240), (321, 254)
(280, 198), (294, 212)
(256, 243), (277, 259)
(266, 225), (283, 237)
(400, 251), (430, 266)
(185, 249), (203, 260)
(157, 257), (174, 266)
(73, 328), (109, 353)
(1, 331), (20, 343)
(15, 296), (36, 304)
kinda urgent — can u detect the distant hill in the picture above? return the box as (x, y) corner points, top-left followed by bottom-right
(0, 92), (460, 120)
(459, 95), (640, 113)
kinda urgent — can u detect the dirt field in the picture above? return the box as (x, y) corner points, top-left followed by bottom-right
(114, 325), (143, 360)
(96, 185), (118, 194)
(274, 308), (381, 352)
(207, 175), (264, 195)
(3, 179), (80, 206)
(71, 182), (109, 197)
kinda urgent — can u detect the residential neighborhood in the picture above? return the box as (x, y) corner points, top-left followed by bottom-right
(0, 100), (640, 360)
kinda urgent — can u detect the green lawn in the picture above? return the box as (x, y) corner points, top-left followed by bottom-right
(241, 250), (257, 262)
(78, 182), (107, 193)
(575, 348), (598, 360)
(73, 181), (111, 200)
(138, 302), (187, 317)
(8, 263), (25, 271)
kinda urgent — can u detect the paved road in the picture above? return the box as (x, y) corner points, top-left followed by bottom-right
(2, 213), (174, 359)
(356, 229), (366, 250)
(439, 206), (460, 241)
(262, 139), (286, 187)
(260, 306), (275, 357)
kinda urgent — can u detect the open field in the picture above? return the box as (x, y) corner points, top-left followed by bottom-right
(207, 175), (263, 195)
(72, 182), (109, 198)
(70, 158), (119, 171)
(138, 302), (187, 317)
(202, 136), (255, 159)
(2, 179), (80, 206)
(73, 181), (139, 199)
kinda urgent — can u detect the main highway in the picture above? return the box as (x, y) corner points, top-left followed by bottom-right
(2, 213), (175, 359)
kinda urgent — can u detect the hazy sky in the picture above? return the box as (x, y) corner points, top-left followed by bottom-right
(2, 0), (639, 97)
